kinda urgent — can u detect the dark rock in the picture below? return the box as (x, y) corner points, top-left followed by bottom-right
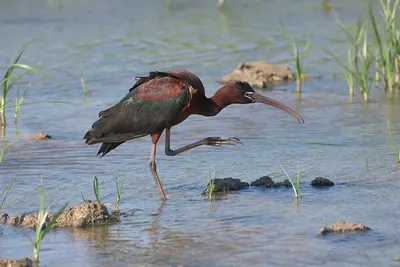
(251, 176), (292, 188)
(274, 179), (292, 188)
(318, 221), (371, 236)
(250, 176), (275, 187)
(220, 61), (308, 88)
(311, 177), (334, 187)
(203, 178), (249, 195)
(0, 257), (32, 267)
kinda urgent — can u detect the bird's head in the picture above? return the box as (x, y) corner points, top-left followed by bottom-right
(230, 81), (304, 124)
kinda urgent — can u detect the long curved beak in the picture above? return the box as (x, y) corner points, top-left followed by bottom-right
(252, 93), (304, 124)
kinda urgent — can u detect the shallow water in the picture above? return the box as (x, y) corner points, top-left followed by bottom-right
(1, 0), (400, 266)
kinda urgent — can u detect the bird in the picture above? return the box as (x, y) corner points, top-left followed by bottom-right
(84, 70), (304, 201)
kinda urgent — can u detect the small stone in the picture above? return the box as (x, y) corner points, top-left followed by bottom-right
(203, 178), (249, 194)
(311, 177), (334, 187)
(318, 220), (371, 236)
(26, 133), (52, 140)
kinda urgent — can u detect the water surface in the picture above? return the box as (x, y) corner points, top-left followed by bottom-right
(0, 0), (400, 266)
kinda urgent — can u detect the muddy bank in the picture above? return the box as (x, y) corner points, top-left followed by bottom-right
(318, 221), (370, 236)
(0, 257), (32, 267)
(2, 201), (119, 229)
(220, 61), (307, 88)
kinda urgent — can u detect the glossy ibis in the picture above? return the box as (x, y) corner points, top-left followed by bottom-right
(84, 70), (304, 200)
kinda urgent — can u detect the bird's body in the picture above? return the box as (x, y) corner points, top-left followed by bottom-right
(84, 69), (304, 200)
(84, 71), (195, 156)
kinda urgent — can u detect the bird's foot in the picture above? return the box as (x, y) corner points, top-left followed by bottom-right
(204, 137), (243, 147)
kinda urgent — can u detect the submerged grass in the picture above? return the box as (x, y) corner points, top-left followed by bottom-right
(80, 63), (91, 96)
(386, 119), (400, 165)
(25, 178), (68, 263)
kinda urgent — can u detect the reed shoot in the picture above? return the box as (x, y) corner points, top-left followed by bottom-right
(26, 178), (68, 263)
(114, 175), (125, 212)
(208, 168), (216, 202)
(80, 63), (90, 95)
(93, 176), (101, 204)
(281, 21), (310, 93)
(1, 40), (51, 126)
(279, 164), (300, 199)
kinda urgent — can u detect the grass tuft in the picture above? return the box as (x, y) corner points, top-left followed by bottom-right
(279, 164), (301, 200)
(208, 168), (216, 203)
(114, 175), (125, 212)
(1, 39), (51, 126)
(25, 177), (68, 263)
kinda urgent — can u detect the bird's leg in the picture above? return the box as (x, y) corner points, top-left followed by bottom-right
(150, 133), (167, 201)
(164, 128), (243, 156)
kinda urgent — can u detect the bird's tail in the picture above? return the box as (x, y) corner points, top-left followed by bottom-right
(84, 129), (124, 157)
(97, 142), (124, 157)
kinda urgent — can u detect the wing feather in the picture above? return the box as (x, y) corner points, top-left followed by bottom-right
(84, 75), (191, 153)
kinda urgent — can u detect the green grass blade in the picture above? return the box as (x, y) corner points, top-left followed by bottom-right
(279, 163), (298, 198)
(369, 0), (384, 67)
(10, 64), (52, 79)
(93, 176), (101, 204)
(40, 201), (68, 239)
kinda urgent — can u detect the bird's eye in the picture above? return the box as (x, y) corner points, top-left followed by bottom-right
(244, 92), (255, 102)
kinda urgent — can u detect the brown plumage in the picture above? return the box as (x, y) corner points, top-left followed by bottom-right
(84, 69), (304, 200)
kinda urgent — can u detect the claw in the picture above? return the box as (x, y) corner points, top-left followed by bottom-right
(204, 137), (244, 147)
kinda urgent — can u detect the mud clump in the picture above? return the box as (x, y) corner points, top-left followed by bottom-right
(25, 133), (52, 140)
(4, 201), (119, 229)
(220, 61), (307, 88)
(250, 176), (291, 188)
(203, 178), (249, 195)
(0, 257), (32, 267)
(311, 177), (334, 187)
(318, 221), (371, 236)
(250, 176), (275, 187)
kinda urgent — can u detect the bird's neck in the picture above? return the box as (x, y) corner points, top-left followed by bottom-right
(211, 87), (233, 110)
(192, 86), (233, 116)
